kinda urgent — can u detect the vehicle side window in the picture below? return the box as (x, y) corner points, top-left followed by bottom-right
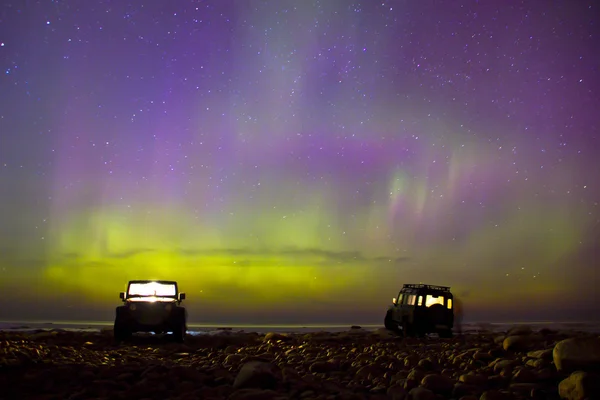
(398, 293), (404, 304)
(447, 298), (453, 309)
(405, 294), (416, 305)
(417, 296), (423, 306)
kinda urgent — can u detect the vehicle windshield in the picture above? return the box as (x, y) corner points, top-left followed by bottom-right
(127, 282), (177, 302)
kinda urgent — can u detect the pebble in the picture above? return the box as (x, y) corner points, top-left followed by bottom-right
(0, 326), (598, 399)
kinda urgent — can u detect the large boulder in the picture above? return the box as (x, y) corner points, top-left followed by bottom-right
(406, 386), (435, 400)
(420, 373), (453, 396)
(233, 361), (281, 390)
(558, 371), (600, 400)
(553, 336), (600, 372)
(262, 332), (290, 343)
(503, 335), (530, 351)
(507, 325), (533, 336)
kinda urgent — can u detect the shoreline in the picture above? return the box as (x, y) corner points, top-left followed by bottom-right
(2, 320), (600, 335)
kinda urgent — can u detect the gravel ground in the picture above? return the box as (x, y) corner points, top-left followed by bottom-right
(1, 326), (599, 400)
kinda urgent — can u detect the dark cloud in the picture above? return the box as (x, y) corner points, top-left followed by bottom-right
(108, 249), (156, 259)
(64, 246), (413, 266)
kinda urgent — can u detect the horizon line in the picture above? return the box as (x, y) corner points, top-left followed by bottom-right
(2, 319), (599, 327)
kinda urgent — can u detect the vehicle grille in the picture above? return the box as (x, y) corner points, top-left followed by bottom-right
(130, 303), (171, 325)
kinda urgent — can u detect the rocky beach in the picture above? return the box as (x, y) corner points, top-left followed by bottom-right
(1, 325), (599, 400)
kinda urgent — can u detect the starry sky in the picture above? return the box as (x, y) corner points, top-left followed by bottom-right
(0, 0), (598, 325)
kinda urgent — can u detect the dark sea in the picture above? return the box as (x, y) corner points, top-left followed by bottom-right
(1, 320), (599, 335)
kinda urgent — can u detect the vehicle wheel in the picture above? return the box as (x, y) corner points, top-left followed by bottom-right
(428, 303), (446, 324)
(410, 322), (426, 338)
(438, 329), (453, 338)
(384, 311), (399, 332)
(114, 321), (131, 342)
(401, 321), (414, 337)
(172, 322), (186, 343)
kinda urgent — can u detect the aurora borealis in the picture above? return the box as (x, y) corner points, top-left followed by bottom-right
(0, 1), (598, 324)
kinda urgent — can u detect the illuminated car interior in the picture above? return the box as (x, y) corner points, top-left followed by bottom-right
(126, 281), (177, 302)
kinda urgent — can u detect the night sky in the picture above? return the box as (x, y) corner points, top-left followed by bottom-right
(0, 1), (598, 324)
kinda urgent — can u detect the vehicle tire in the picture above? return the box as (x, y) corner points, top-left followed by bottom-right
(402, 320), (414, 337)
(172, 322), (186, 343)
(114, 321), (131, 342)
(428, 303), (446, 324)
(384, 311), (398, 332)
(410, 322), (426, 338)
(438, 329), (453, 338)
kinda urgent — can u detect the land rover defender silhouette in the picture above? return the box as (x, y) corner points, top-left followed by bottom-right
(384, 283), (454, 338)
(114, 280), (187, 342)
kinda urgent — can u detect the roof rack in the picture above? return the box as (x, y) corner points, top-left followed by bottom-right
(402, 283), (451, 292)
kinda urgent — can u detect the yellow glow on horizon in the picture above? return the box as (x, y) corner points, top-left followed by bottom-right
(41, 245), (372, 308)
(0, 165), (590, 321)
(33, 196), (585, 310)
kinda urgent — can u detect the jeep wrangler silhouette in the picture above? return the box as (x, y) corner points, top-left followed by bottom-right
(114, 280), (187, 342)
(384, 283), (454, 338)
